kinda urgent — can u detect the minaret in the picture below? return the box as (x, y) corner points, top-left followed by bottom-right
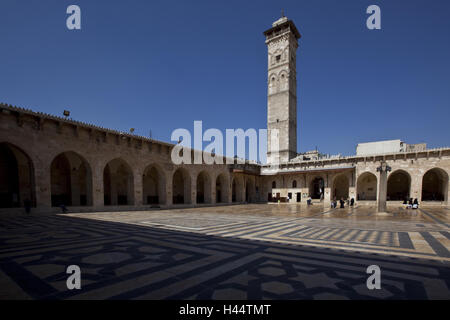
(264, 14), (301, 164)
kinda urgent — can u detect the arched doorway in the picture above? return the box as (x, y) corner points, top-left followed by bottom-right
(245, 178), (255, 203)
(232, 177), (243, 202)
(387, 170), (411, 201)
(332, 174), (349, 200)
(216, 173), (228, 203)
(196, 171), (211, 204)
(143, 165), (165, 205)
(310, 177), (324, 199)
(172, 168), (191, 204)
(51, 152), (92, 207)
(357, 172), (377, 200)
(104, 158), (134, 205)
(422, 168), (448, 202)
(0, 143), (35, 208)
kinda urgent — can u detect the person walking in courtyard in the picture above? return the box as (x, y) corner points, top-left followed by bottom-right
(350, 198), (355, 207)
(339, 198), (345, 208)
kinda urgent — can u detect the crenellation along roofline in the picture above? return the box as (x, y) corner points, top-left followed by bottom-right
(261, 147), (450, 169)
(0, 102), (177, 148)
(2, 103), (448, 168)
(0, 103), (251, 165)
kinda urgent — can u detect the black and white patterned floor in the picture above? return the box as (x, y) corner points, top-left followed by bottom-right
(0, 207), (449, 300)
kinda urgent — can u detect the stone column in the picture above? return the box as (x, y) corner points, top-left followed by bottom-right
(300, 188), (308, 203)
(377, 162), (389, 213)
(190, 178), (197, 205)
(211, 178), (216, 205)
(34, 158), (52, 211)
(166, 182), (173, 206)
(133, 172), (143, 206)
(227, 180), (233, 203)
(324, 187), (331, 206)
(92, 165), (104, 209)
(410, 175), (421, 202)
(349, 187), (356, 201)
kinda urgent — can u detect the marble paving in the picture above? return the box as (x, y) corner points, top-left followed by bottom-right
(0, 204), (449, 299)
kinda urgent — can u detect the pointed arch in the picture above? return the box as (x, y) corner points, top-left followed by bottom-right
(387, 170), (411, 201)
(421, 168), (448, 202)
(196, 171), (212, 204)
(332, 174), (349, 200)
(215, 173), (229, 203)
(357, 172), (377, 200)
(104, 158), (134, 205)
(172, 167), (191, 204)
(0, 142), (35, 208)
(51, 151), (93, 207)
(232, 176), (244, 203)
(143, 164), (166, 205)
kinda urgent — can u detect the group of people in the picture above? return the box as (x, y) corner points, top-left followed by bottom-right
(331, 197), (355, 209)
(305, 196), (355, 208)
(404, 198), (419, 209)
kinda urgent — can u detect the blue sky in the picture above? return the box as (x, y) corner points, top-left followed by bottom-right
(1, 0), (449, 161)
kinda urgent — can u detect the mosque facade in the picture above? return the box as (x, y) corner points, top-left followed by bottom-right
(0, 16), (448, 213)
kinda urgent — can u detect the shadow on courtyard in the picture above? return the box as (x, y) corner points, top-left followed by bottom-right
(0, 213), (449, 300)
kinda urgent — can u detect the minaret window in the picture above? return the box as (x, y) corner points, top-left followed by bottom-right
(276, 55), (281, 62)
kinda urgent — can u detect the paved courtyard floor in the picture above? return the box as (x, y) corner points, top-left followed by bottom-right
(0, 204), (449, 299)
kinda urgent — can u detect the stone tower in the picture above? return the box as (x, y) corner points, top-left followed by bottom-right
(264, 15), (301, 164)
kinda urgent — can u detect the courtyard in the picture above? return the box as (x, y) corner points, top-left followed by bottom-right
(0, 204), (449, 300)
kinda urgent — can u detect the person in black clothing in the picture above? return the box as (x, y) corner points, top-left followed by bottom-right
(60, 203), (68, 213)
(350, 198), (355, 206)
(413, 198), (419, 209)
(339, 198), (345, 208)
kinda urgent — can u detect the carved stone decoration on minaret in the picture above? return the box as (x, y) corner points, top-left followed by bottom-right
(264, 15), (301, 165)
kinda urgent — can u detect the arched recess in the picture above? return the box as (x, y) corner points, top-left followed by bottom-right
(172, 168), (191, 204)
(422, 168), (448, 202)
(215, 173), (229, 203)
(104, 158), (134, 205)
(143, 164), (166, 205)
(309, 176), (324, 199)
(196, 171), (212, 204)
(387, 170), (411, 201)
(245, 178), (256, 203)
(51, 151), (93, 207)
(332, 174), (349, 200)
(356, 172), (377, 200)
(232, 176), (244, 202)
(0, 142), (35, 208)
